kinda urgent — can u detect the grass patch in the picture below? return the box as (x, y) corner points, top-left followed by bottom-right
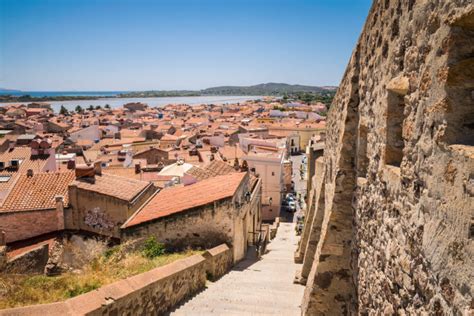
(0, 248), (202, 309)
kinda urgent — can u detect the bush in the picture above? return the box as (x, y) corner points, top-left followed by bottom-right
(103, 246), (120, 259)
(141, 237), (165, 259)
(65, 280), (101, 298)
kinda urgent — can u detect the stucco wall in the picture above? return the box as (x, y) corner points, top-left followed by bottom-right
(67, 184), (155, 238)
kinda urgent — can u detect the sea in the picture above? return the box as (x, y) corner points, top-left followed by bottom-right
(0, 91), (264, 113)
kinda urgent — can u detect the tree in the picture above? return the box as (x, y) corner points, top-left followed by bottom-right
(95, 105), (102, 110)
(59, 105), (69, 116)
(88, 105), (94, 111)
(104, 104), (111, 109)
(75, 105), (83, 113)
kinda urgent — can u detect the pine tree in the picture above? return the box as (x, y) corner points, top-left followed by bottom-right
(59, 105), (69, 115)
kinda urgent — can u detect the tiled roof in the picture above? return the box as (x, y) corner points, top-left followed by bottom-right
(70, 173), (152, 201)
(123, 172), (247, 228)
(204, 160), (236, 177)
(0, 147), (51, 192)
(185, 166), (210, 181)
(186, 160), (236, 181)
(0, 171), (75, 212)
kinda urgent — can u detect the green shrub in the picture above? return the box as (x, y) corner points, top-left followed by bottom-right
(141, 237), (165, 259)
(103, 246), (120, 259)
(65, 280), (101, 298)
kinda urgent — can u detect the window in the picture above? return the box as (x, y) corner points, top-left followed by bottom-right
(271, 171), (275, 176)
(385, 91), (406, 167)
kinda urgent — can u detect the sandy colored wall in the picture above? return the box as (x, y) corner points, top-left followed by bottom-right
(301, 1), (474, 315)
(67, 184), (155, 238)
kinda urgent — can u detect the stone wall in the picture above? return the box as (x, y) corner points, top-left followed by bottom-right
(0, 246), (6, 271)
(0, 209), (59, 244)
(204, 244), (234, 281)
(0, 244), (233, 316)
(122, 176), (261, 263)
(122, 200), (236, 252)
(301, 1), (474, 314)
(2, 244), (49, 274)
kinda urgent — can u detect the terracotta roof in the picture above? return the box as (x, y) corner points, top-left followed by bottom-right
(123, 172), (247, 228)
(0, 171), (75, 212)
(185, 166), (210, 181)
(70, 173), (152, 201)
(161, 133), (179, 141)
(204, 160), (236, 177)
(0, 147), (52, 192)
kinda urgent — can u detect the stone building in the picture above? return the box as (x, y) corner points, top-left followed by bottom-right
(132, 146), (171, 165)
(299, 1), (473, 315)
(67, 165), (157, 238)
(121, 172), (262, 262)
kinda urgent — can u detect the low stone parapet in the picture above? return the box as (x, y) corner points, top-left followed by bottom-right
(0, 243), (234, 316)
(203, 244), (233, 281)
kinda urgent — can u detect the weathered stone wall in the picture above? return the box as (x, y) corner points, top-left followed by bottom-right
(0, 246), (6, 271)
(122, 175), (261, 263)
(204, 244), (234, 281)
(2, 244), (49, 274)
(0, 244), (233, 316)
(302, 1), (474, 314)
(122, 200), (236, 252)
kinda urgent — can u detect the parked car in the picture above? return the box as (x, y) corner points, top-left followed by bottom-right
(288, 201), (297, 212)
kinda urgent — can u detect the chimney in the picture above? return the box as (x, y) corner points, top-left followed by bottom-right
(93, 161), (102, 176)
(75, 164), (95, 183)
(67, 159), (76, 170)
(27, 169), (34, 177)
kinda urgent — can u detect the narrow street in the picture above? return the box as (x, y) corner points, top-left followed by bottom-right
(170, 222), (305, 315)
(280, 153), (307, 224)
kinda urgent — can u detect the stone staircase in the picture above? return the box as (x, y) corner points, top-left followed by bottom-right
(170, 222), (304, 315)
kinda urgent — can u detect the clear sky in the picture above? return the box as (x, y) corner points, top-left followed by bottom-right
(0, 0), (372, 91)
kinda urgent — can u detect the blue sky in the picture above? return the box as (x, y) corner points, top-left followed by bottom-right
(0, 0), (372, 91)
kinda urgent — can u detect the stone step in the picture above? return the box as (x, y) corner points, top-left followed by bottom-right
(170, 223), (304, 316)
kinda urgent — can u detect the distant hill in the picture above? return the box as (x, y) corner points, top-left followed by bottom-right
(0, 88), (21, 93)
(201, 83), (337, 96)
